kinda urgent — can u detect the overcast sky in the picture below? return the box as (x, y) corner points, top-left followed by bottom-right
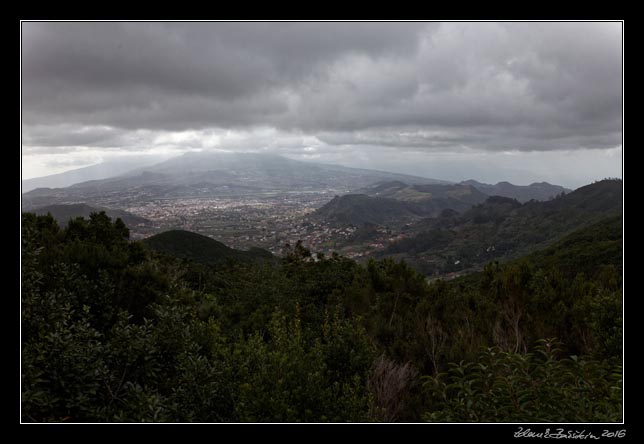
(21, 21), (622, 188)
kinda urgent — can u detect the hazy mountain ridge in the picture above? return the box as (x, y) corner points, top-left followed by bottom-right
(313, 179), (572, 229)
(313, 183), (490, 227)
(21, 156), (176, 193)
(460, 179), (572, 203)
(364, 179), (571, 204)
(126, 152), (451, 185)
(378, 179), (622, 277)
(22, 153), (574, 216)
(360, 182), (489, 215)
(21, 152), (449, 208)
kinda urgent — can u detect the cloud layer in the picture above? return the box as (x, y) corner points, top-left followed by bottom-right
(21, 22), (622, 185)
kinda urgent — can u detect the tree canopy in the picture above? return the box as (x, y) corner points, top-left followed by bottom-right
(21, 211), (622, 422)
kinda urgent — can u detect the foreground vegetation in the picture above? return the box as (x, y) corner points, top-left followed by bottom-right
(21, 210), (622, 422)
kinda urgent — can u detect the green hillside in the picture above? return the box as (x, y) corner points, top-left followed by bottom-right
(381, 179), (622, 276)
(313, 194), (422, 226)
(313, 184), (489, 227)
(525, 213), (622, 278)
(142, 230), (273, 265)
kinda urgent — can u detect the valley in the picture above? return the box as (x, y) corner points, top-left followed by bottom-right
(21, 153), (615, 279)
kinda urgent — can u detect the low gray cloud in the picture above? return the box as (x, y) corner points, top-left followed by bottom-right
(22, 22), (427, 128)
(21, 21), (622, 184)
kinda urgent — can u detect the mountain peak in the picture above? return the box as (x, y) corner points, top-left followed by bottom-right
(23, 152), (450, 206)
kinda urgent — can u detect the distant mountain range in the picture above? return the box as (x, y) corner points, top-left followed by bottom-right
(21, 152), (576, 232)
(311, 178), (573, 228)
(313, 183), (489, 227)
(142, 230), (273, 265)
(459, 180), (571, 203)
(360, 179), (570, 204)
(30, 203), (149, 228)
(377, 179), (623, 277)
(21, 155), (175, 193)
(21, 152), (448, 209)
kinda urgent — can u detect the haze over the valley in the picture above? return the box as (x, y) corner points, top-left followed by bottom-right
(22, 22), (622, 189)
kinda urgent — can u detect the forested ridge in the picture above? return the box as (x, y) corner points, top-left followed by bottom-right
(21, 208), (622, 422)
(381, 179), (623, 276)
(142, 230), (274, 265)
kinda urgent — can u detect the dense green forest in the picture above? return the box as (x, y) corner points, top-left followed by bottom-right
(21, 208), (622, 422)
(142, 230), (274, 265)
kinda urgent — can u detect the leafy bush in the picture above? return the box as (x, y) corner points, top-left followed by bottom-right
(422, 339), (622, 422)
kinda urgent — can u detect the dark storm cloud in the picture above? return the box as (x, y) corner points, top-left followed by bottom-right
(22, 21), (621, 154)
(23, 124), (123, 147)
(22, 22), (426, 126)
